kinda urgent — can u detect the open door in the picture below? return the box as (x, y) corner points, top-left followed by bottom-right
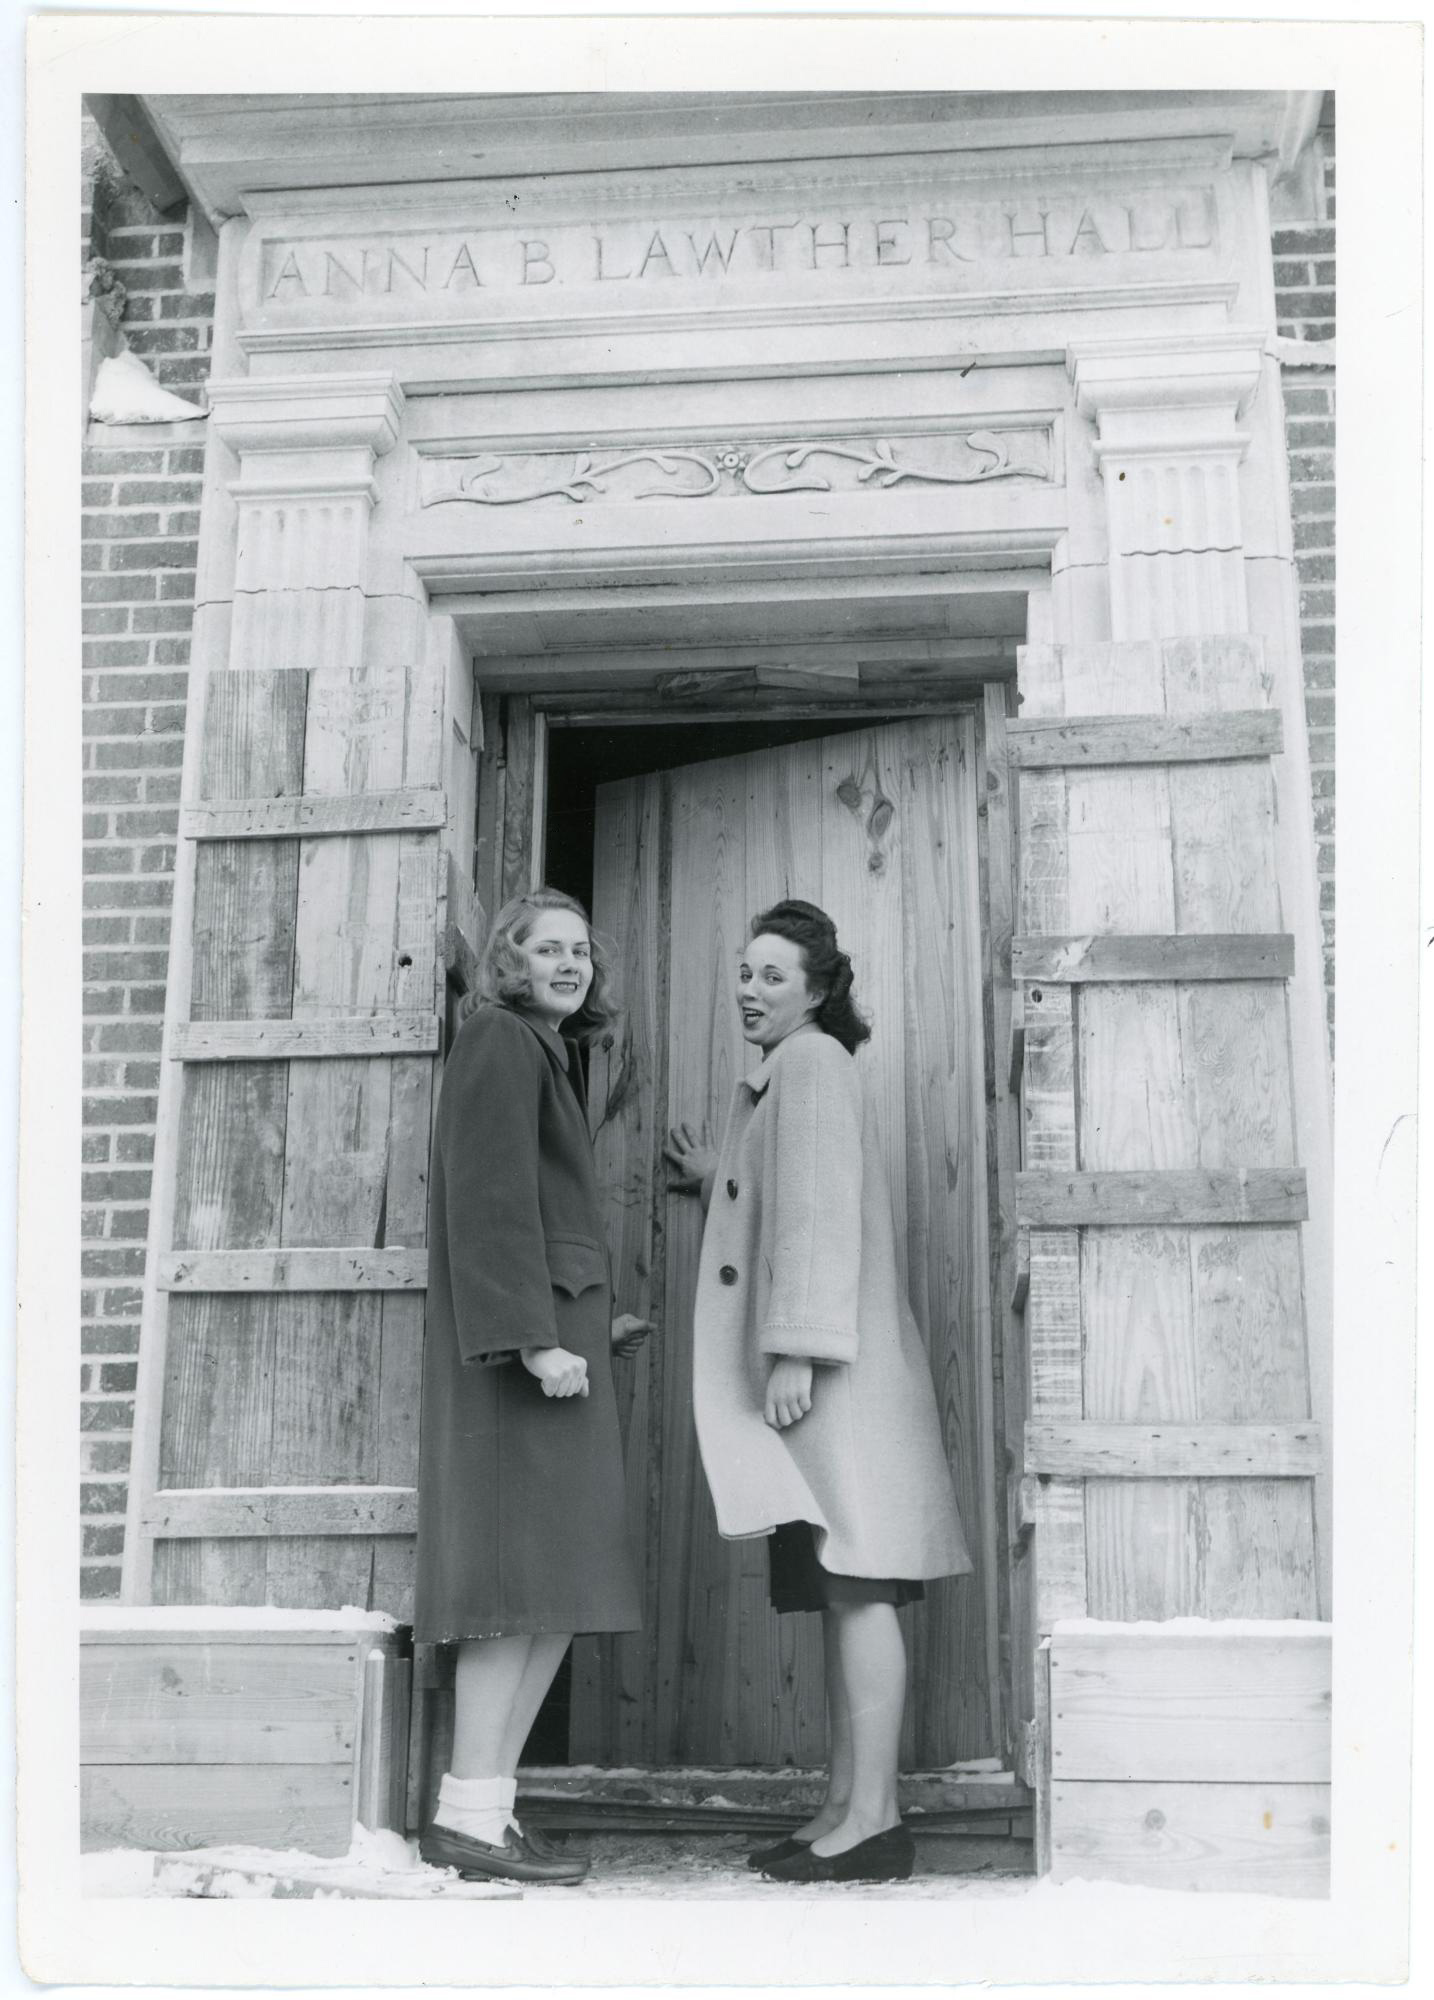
(571, 716), (1000, 1768)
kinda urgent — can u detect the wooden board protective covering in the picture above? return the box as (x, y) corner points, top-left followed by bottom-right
(81, 1764), (356, 1858)
(1050, 1779), (1330, 1896)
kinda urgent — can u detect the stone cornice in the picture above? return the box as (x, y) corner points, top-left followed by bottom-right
(1066, 330), (1266, 430)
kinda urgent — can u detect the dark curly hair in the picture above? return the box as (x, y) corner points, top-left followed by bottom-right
(748, 898), (872, 1055)
(460, 887), (619, 1044)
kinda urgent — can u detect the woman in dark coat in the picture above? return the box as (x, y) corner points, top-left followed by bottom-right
(415, 888), (650, 1884)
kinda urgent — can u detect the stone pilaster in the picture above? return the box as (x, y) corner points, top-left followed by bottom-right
(1067, 332), (1266, 640)
(206, 373), (404, 674)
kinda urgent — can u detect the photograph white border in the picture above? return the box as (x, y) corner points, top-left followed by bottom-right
(18, 8), (1424, 1990)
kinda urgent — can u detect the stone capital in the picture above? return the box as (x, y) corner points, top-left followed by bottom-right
(206, 370), (405, 460)
(1066, 331), (1266, 447)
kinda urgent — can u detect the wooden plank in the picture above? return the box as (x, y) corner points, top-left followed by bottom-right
(1021, 985), (1077, 1173)
(1083, 1229), (1197, 1423)
(1032, 1641), (1052, 1876)
(182, 789), (448, 841)
(1016, 1169), (1308, 1226)
(157, 1248), (428, 1292)
(1027, 1229), (1082, 1417)
(572, 769), (667, 1766)
(1031, 1480), (1087, 1632)
(1009, 711), (1283, 768)
(1012, 934), (1293, 982)
(81, 1764), (354, 1859)
(1025, 1421), (1322, 1479)
(1048, 1630), (1332, 1784)
(81, 1641), (362, 1765)
(142, 1486), (418, 1538)
(1050, 1779), (1330, 1896)
(172, 1014), (442, 1062)
(515, 1765), (1026, 1816)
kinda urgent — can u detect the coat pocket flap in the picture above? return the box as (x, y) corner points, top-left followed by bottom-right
(547, 1238), (609, 1298)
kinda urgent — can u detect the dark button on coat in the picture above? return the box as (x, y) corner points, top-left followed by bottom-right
(413, 1002), (641, 1643)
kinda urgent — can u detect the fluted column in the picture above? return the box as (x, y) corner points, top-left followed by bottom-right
(1067, 332), (1266, 640)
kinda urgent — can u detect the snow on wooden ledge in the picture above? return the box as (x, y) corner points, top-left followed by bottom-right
(1050, 1617), (1331, 1638)
(79, 1604), (399, 1632)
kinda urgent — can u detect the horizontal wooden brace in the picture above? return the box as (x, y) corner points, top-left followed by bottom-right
(1008, 710), (1283, 768)
(158, 1248), (428, 1293)
(170, 1015), (442, 1062)
(1012, 934), (1294, 983)
(1025, 1421), (1323, 1479)
(1016, 1168), (1308, 1226)
(141, 1486), (418, 1538)
(181, 788), (448, 841)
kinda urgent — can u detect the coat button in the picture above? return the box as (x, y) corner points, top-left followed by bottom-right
(719, 1264), (739, 1285)
(726, 1179), (739, 1200)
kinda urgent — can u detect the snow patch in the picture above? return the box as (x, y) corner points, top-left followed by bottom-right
(79, 1603), (398, 1632)
(90, 349), (206, 425)
(1050, 1617), (1332, 1638)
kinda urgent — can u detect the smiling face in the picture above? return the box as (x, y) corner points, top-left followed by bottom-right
(737, 932), (823, 1054)
(517, 907), (594, 1029)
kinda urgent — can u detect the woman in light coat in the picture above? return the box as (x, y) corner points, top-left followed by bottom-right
(667, 899), (971, 1885)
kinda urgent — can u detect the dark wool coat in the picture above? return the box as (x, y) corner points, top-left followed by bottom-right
(413, 1002), (641, 1642)
(693, 1026), (972, 1581)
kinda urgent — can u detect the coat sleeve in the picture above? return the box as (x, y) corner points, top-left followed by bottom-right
(438, 1012), (560, 1366)
(759, 1037), (862, 1365)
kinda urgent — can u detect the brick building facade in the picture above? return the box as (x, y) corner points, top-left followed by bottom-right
(78, 96), (1338, 1600)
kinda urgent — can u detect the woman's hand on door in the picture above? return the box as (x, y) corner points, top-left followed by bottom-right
(611, 1313), (656, 1358)
(664, 1120), (717, 1195)
(520, 1346), (590, 1398)
(764, 1357), (814, 1431)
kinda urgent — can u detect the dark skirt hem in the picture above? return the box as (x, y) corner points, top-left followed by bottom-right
(767, 1520), (927, 1615)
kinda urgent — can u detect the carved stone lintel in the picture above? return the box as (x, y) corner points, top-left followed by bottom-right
(419, 426), (1052, 510)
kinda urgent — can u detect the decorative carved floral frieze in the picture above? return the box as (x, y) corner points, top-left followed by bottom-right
(418, 427), (1052, 509)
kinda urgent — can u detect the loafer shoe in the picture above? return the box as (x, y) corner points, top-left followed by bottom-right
(746, 1835), (811, 1871)
(760, 1824), (915, 1884)
(513, 1822), (589, 1867)
(419, 1823), (590, 1884)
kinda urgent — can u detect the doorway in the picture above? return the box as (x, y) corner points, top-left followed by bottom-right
(521, 707), (1002, 1770)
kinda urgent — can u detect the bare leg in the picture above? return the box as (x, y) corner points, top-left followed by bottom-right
(808, 1602), (905, 1857)
(450, 1635), (535, 1779)
(499, 1632), (572, 1778)
(790, 1611), (853, 1842)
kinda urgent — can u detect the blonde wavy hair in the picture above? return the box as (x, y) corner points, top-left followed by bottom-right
(462, 887), (619, 1043)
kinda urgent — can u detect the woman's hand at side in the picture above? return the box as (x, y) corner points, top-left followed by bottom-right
(611, 1313), (656, 1358)
(764, 1357), (814, 1430)
(521, 1346), (590, 1397)
(664, 1120), (717, 1196)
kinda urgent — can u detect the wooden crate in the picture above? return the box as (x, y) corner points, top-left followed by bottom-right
(1047, 1621), (1331, 1896)
(81, 1610), (411, 1857)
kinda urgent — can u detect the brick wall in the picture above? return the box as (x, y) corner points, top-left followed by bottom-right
(80, 116), (213, 1596)
(1272, 96), (1336, 1046)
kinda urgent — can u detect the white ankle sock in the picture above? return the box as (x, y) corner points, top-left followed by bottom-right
(434, 1774), (510, 1846)
(499, 1776), (520, 1834)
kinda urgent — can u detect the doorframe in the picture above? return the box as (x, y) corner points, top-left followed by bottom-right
(467, 670), (1026, 1773)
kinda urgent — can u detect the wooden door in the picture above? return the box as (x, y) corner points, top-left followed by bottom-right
(571, 716), (1000, 1768)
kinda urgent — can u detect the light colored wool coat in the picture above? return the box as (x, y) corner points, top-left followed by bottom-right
(692, 1025), (973, 1582)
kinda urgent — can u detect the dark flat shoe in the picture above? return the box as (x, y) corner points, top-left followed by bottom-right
(760, 1824), (915, 1884)
(419, 1823), (590, 1884)
(746, 1835), (812, 1871)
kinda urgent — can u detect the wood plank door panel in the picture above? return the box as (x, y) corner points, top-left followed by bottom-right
(574, 715), (999, 1767)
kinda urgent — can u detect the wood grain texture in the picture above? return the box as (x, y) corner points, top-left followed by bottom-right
(1027, 1230), (1082, 1418)
(1085, 1479), (1319, 1620)
(1025, 1421), (1322, 1478)
(81, 1763), (355, 1859)
(81, 1641), (362, 1765)
(1012, 934), (1292, 982)
(142, 1487), (417, 1537)
(1015, 1169), (1308, 1227)
(1048, 1629), (1331, 1784)
(1082, 1229), (1197, 1423)
(172, 1015), (441, 1062)
(158, 1248), (428, 1291)
(1030, 1482), (1087, 1632)
(1050, 1779), (1329, 1896)
(1009, 711), (1282, 767)
(182, 789), (447, 841)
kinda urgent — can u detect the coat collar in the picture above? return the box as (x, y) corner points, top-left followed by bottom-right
(507, 1004), (572, 1070)
(737, 1025), (825, 1099)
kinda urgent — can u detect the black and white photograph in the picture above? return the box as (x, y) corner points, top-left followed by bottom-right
(15, 10), (1422, 1990)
